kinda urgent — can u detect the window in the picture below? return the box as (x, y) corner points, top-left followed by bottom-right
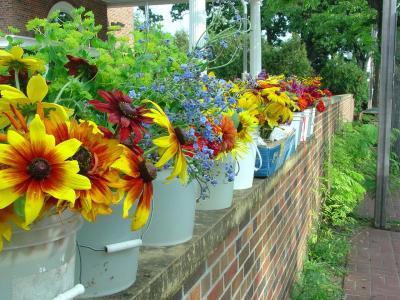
(48, 1), (75, 24)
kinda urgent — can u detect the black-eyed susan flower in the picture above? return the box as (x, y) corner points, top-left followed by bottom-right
(0, 115), (91, 225)
(0, 46), (45, 73)
(144, 100), (189, 184)
(111, 148), (156, 230)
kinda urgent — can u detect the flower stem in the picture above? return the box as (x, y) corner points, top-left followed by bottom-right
(143, 145), (158, 156)
(14, 69), (20, 90)
(54, 74), (83, 104)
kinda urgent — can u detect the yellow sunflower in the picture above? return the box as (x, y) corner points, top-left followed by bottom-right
(0, 115), (91, 225)
(257, 75), (285, 87)
(144, 100), (189, 184)
(261, 87), (293, 106)
(236, 110), (258, 144)
(0, 74), (71, 128)
(263, 102), (294, 127)
(0, 46), (45, 73)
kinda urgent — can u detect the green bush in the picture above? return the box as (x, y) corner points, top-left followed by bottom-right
(323, 123), (378, 226)
(262, 34), (314, 77)
(321, 56), (369, 111)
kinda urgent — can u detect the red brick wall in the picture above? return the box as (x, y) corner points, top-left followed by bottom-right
(0, 0), (108, 38)
(107, 6), (134, 38)
(169, 97), (350, 300)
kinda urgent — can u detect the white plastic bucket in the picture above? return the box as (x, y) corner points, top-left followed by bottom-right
(142, 170), (196, 246)
(300, 109), (312, 142)
(76, 203), (141, 298)
(290, 112), (304, 149)
(196, 157), (235, 211)
(0, 211), (82, 300)
(307, 108), (316, 138)
(234, 142), (262, 190)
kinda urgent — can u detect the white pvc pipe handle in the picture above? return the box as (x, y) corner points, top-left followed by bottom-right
(105, 239), (142, 253)
(254, 144), (263, 171)
(52, 284), (85, 300)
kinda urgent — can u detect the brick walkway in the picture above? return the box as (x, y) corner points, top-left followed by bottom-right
(344, 228), (400, 300)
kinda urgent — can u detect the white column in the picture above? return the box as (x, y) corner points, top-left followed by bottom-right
(189, 0), (207, 50)
(250, 0), (262, 76)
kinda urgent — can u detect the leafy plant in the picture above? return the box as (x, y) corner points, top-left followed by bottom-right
(262, 34), (314, 77)
(321, 56), (369, 111)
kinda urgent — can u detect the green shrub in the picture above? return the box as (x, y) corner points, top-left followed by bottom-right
(262, 34), (314, 77)
(321, 56), (369, 111)
(323, 123), (378, 226)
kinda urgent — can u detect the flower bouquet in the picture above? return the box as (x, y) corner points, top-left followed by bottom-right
(0, 45), (141, 298)
(284, 76), (332, 140)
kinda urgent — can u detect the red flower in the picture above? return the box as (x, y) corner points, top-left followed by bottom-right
(323, 89), (333, 97)
(0, 75), (12, 84)
(64, 55), (98, 79)
(297, 97), (308, 111)
(89, 90), (152, 142)
(0, 69), (28, 85)
(316, 100), (326, 113)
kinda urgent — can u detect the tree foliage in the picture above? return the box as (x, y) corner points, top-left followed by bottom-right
(262, 34), (313, 77)
(263, 0), (377, 71)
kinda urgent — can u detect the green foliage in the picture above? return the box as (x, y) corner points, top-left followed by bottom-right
(323, 122), (377, 226)
(262, 34), (314, 77)
(263, 0), (377, 71)
(24, 8), (187, 124)
(321, 56), (369, 111)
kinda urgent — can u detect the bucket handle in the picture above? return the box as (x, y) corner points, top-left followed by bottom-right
(254, 144), (263, 171)
(105, 239), (143, 253)
(52, 284), (85, 300)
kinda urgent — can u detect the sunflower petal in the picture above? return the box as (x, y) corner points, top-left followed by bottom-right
(26, 75), (48, 103)
(0, 169), (29, 190)
(153, 135), (173, 148)
(0, 188), (21, 209)
(24, 182), (45, 225)
(54, 138), (82, 160)
(29, 114), (55, 153)
(131, 183), (153, 230)
(154, 143), (178, 168)
(10, 46), (24, 59)
(112, 155), (139, 178)
(123, 180), (143, 218)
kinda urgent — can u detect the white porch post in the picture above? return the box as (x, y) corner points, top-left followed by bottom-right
(189, 0), (207, 49)
(249, 0), (262, 76)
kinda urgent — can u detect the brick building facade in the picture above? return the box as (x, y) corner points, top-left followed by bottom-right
(107, 6), (134, 38)
(0, 0), (124, 39)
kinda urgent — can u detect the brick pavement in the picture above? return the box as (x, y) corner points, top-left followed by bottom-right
(344, 228), (400, 300)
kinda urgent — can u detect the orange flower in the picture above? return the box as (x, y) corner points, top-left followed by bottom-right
(220, 116), (237, 152)
(45, 111), (124, 222)
(111, 148), (155, 231)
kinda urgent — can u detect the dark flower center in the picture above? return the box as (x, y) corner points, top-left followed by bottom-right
(139, 160), (157, 183)
(237, 122), (243, 133)
(28, 158), (51, 180)
(72, 146), (93, 175)
(119, 102), (136, 119)
(174, 127), (187, 145)
(275, 91), (281, 96)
